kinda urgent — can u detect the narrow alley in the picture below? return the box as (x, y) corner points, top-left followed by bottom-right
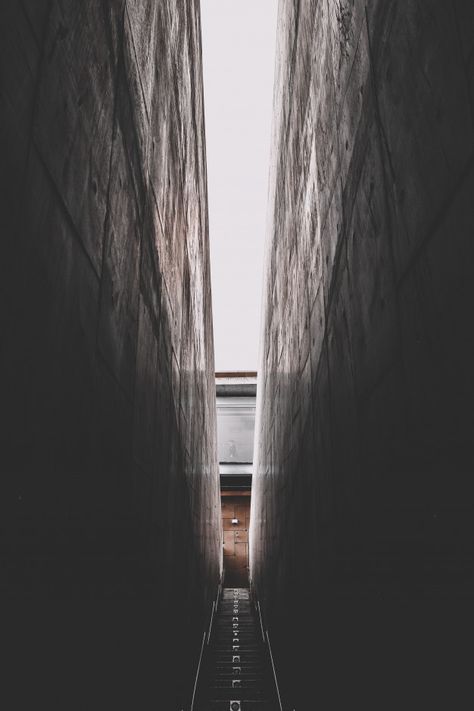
(1, 1), (474, 709)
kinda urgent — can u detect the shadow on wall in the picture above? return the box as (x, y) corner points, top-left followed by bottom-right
(0, 1), (221, 708)
(250, 0), (474, 707)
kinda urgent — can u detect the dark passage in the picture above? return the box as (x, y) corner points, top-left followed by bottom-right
(196, 588), (278, 711)
(2, 1), (474, 708)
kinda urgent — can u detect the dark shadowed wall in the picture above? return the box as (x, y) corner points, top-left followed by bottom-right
(250, 1), (474, 707)
(0, 1), (221, 708)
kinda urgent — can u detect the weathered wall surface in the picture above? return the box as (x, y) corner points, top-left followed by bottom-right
(250, 0), (474, 706)
(0, 1), (220, 708)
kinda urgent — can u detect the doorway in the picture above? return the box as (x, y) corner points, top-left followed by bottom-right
(221, 491), (250, 587)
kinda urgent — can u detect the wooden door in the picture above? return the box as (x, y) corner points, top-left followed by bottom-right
(221, 494), (250, 587)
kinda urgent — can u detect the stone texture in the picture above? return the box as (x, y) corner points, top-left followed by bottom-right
(250, 0), (474, 707)
(0, 1), (220, 708)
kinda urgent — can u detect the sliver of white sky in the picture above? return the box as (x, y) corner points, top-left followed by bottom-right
(200, 1), (278, 372)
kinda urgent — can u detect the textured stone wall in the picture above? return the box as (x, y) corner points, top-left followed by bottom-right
(0, 1), (220, 708)
(250, 0), (474, 706)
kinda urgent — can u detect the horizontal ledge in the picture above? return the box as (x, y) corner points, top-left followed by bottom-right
(215, 371), (257, 378)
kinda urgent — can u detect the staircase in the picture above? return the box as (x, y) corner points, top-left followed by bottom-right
(196, 587), (278, 710)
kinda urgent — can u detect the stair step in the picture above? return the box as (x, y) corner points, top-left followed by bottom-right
(195, 588), (277, 711)
(208, 707), (272, 711)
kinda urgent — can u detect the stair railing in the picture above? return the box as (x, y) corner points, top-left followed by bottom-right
(190, 582), (222, 710)
(207, 581), (222, 644)
(189, 630), (206, 711)
(206, 600), (216, 644)
(265, 629), (284, 711)
(251, 587), (284, 711)
(256, 600), (266, 642)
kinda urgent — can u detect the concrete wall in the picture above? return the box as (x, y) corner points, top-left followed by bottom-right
(250, 0), (474, 706)
(0, 1), (221, 708)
